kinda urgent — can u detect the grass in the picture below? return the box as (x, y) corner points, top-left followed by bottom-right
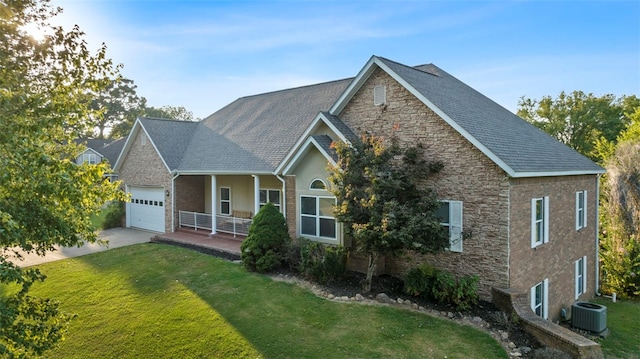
(3, 244), (508, 359)
(593, 297), (640, 359)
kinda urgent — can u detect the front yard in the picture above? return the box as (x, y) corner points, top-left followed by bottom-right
(593, 297), (640, 359)
(4, 244), (508, 359)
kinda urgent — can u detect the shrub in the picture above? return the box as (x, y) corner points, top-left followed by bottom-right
(431, 270), (479, 311)
(240, 203), (290, 273)
(403, 263), (438, 299)
(102, 201), (125, 229)
(297, 237), (347, 284)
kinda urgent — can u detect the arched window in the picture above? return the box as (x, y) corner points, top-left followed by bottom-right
(309, 179), (326, 190)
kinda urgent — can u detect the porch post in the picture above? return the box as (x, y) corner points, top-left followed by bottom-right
(211, 175), (217, 235)
(253, 175), (260, 217)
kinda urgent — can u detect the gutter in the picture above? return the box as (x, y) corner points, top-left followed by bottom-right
(276, 174), (287, 219)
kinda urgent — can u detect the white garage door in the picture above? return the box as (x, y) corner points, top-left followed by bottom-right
(128, 187), (165, 232)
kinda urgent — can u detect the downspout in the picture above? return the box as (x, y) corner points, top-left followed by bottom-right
(171, 171), (179, 232)
(595, 173), (602, 295)
(276, 174), (287, 219)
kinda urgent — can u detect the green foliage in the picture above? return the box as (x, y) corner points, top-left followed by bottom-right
(600, 234), (640, 298)
(404, 265), (479, 311)
(240, 203), (290, 273)
(1, 0), (124, 355)
(328, 133), (448, 292)
(101, 201), (125, 230)
(403, 263), (438, 299)
(90, 77), (145, 139)
(297, 238), (347, 284)
(517, 91), (639, 161)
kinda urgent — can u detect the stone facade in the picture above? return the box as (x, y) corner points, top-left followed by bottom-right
(338, 68), (511, 299)
(117, 129), (173, 233)
(509, 175), (598, 322)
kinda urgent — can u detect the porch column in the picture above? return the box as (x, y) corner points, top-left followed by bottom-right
(211, 175), (217, 235)
(253, 175), (260, 217)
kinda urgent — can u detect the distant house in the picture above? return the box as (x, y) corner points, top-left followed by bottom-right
(114, 56), (604, 323)
(75, 138), (125, 180)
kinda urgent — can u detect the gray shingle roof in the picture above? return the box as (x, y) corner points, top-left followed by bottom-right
(100, 137), (125, 165)
(375, 57), (603, 175)
(177, 79), (351, 173)
(139, 117), (199, 170)
(311, 134), (338, 162)
(320, 112), (359, 143)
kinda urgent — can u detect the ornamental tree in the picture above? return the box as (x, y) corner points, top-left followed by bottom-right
(1, 0), (124, 356)
(328, 134), (449, 292)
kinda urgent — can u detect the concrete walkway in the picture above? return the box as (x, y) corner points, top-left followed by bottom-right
(5, 227), (154, 267)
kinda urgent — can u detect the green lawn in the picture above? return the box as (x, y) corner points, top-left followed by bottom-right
(593, 297), (640, 359)
(4, 244), (507, 359)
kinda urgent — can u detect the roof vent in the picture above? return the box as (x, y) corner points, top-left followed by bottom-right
(374, 85), (386, 106)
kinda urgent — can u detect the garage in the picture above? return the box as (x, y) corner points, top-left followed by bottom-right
(128, 186), (166, 232)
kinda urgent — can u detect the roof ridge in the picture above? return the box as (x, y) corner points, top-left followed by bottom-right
(236, 77), (354, 101)
(139, 117), (199, 124)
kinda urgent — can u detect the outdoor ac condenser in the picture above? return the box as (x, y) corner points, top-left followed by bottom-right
(571, 301), (607, 333)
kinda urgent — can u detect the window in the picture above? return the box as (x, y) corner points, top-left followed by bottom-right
(300, 196), (336, 239)
(220, 187), (231, 215)
(530, 279), (549, 319)
(309, 179), (327, 190)
(259, 189), (281, 211)
(531, 197), (549, 248)
(575, 256), (587, 299)
(374, 85), (386, 106)
(436, 201), (463, 252)
(576, 190), (587, 230)
(82, 153), (97, 164)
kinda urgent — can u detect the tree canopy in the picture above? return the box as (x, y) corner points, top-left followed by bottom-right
(90, 77), (145, 139)
(1, 0), (124, 356)
(328, 134), (448, 292)
(517, 91), (639, 161)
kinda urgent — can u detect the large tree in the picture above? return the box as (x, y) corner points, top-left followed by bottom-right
(90, 77), (145, 139)
(328, 134), (448, 292)
(517, 91), (639, 161)
(109, 104), (197, 139)
(1, 0), (123, 356)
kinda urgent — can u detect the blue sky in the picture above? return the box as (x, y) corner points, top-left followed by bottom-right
(52, 0), (639, 119)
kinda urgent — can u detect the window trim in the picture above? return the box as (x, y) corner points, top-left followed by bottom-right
(309, 178), (327, 190)
(531, 196), (549, 248)
(576, 190), (587, 230)
(82, 153), (97, 164)
(575, 256), (587, 299)
(220, 187), (231, 216)
(530, 279), (549, 320)
(259, 188), (281, 211)
(300, 195), (337, 240)
(438, 200), (463, 253)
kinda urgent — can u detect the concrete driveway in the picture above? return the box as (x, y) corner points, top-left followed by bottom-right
(5, 227), (154, 267)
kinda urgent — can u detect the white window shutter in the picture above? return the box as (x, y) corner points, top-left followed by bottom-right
(576, 191), (581, 230)
(531, 198), (537, 248)
(530, 285), (536, 313)
(583, 191), (588, 228)
(449, 201), (463, 253)
(575, 259), (580, 300)
(543, 196), (550, 243)
(543, 278), (549, 320)
(583, 255), (588, 295)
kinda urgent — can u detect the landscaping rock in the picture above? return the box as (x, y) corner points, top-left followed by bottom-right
(376, 293), (390, 303)
(355, 293), (365, 301)
(508, 341), (516, 349)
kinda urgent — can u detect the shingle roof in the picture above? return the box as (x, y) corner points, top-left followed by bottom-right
(320, 112), (359, 143)
(311, 134), (338, 162)
(100, 137), (125, 165)
(374, 56), (604, 176)
(139, 117), (199, 170)
(177, 79), (352, 173)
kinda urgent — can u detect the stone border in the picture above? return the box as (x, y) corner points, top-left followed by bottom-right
(492, 287), (604, 359)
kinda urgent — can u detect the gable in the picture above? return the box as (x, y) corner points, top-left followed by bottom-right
(114, 119), (171, 173)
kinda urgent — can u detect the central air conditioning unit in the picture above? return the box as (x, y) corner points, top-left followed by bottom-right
(571, 301), (607, 334)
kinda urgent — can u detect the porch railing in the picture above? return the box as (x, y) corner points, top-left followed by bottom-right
(178, 210), (251, 237)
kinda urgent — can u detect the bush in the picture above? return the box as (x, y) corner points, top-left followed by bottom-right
(240, 203), (290, 273)
(404, 264), (479, 311)
(102, 201), (125, 229)
(403, 263), (437, 299)
(297, 238), (347, 284)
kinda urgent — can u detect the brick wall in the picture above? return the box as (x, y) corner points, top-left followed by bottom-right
(175, 175), (206, 213)
(117, 129), (173, 233)
(509, 175), (598, 322)
(338, 67), (510, 299)
(285, 175), (297, 239)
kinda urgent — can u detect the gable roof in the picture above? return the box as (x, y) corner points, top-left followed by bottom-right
(99, 137), (125, 165)
(176, 79), (351, 173)
(330, 56), (604, 177)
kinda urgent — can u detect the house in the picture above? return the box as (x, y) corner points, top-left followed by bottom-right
(114, 56), (604, 323)
(75, 138), (125, 180)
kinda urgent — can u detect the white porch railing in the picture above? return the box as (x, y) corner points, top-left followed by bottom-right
(178, 210), (251, 237)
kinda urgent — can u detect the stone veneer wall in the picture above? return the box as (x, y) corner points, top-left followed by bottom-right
(285, 175), (297, 239)
(117, 129), (173, 233)
(337, 67), (510, 299)
(509, 175), (599, 323)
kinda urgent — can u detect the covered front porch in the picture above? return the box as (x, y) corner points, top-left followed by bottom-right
(153, 228), (243, 260)
(173, 174), (285, 237)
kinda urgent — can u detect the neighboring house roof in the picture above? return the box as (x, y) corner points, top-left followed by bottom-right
(99, 137), (125, 165)
(176, 79), (352, 173)
(331, 56), (603, 177)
